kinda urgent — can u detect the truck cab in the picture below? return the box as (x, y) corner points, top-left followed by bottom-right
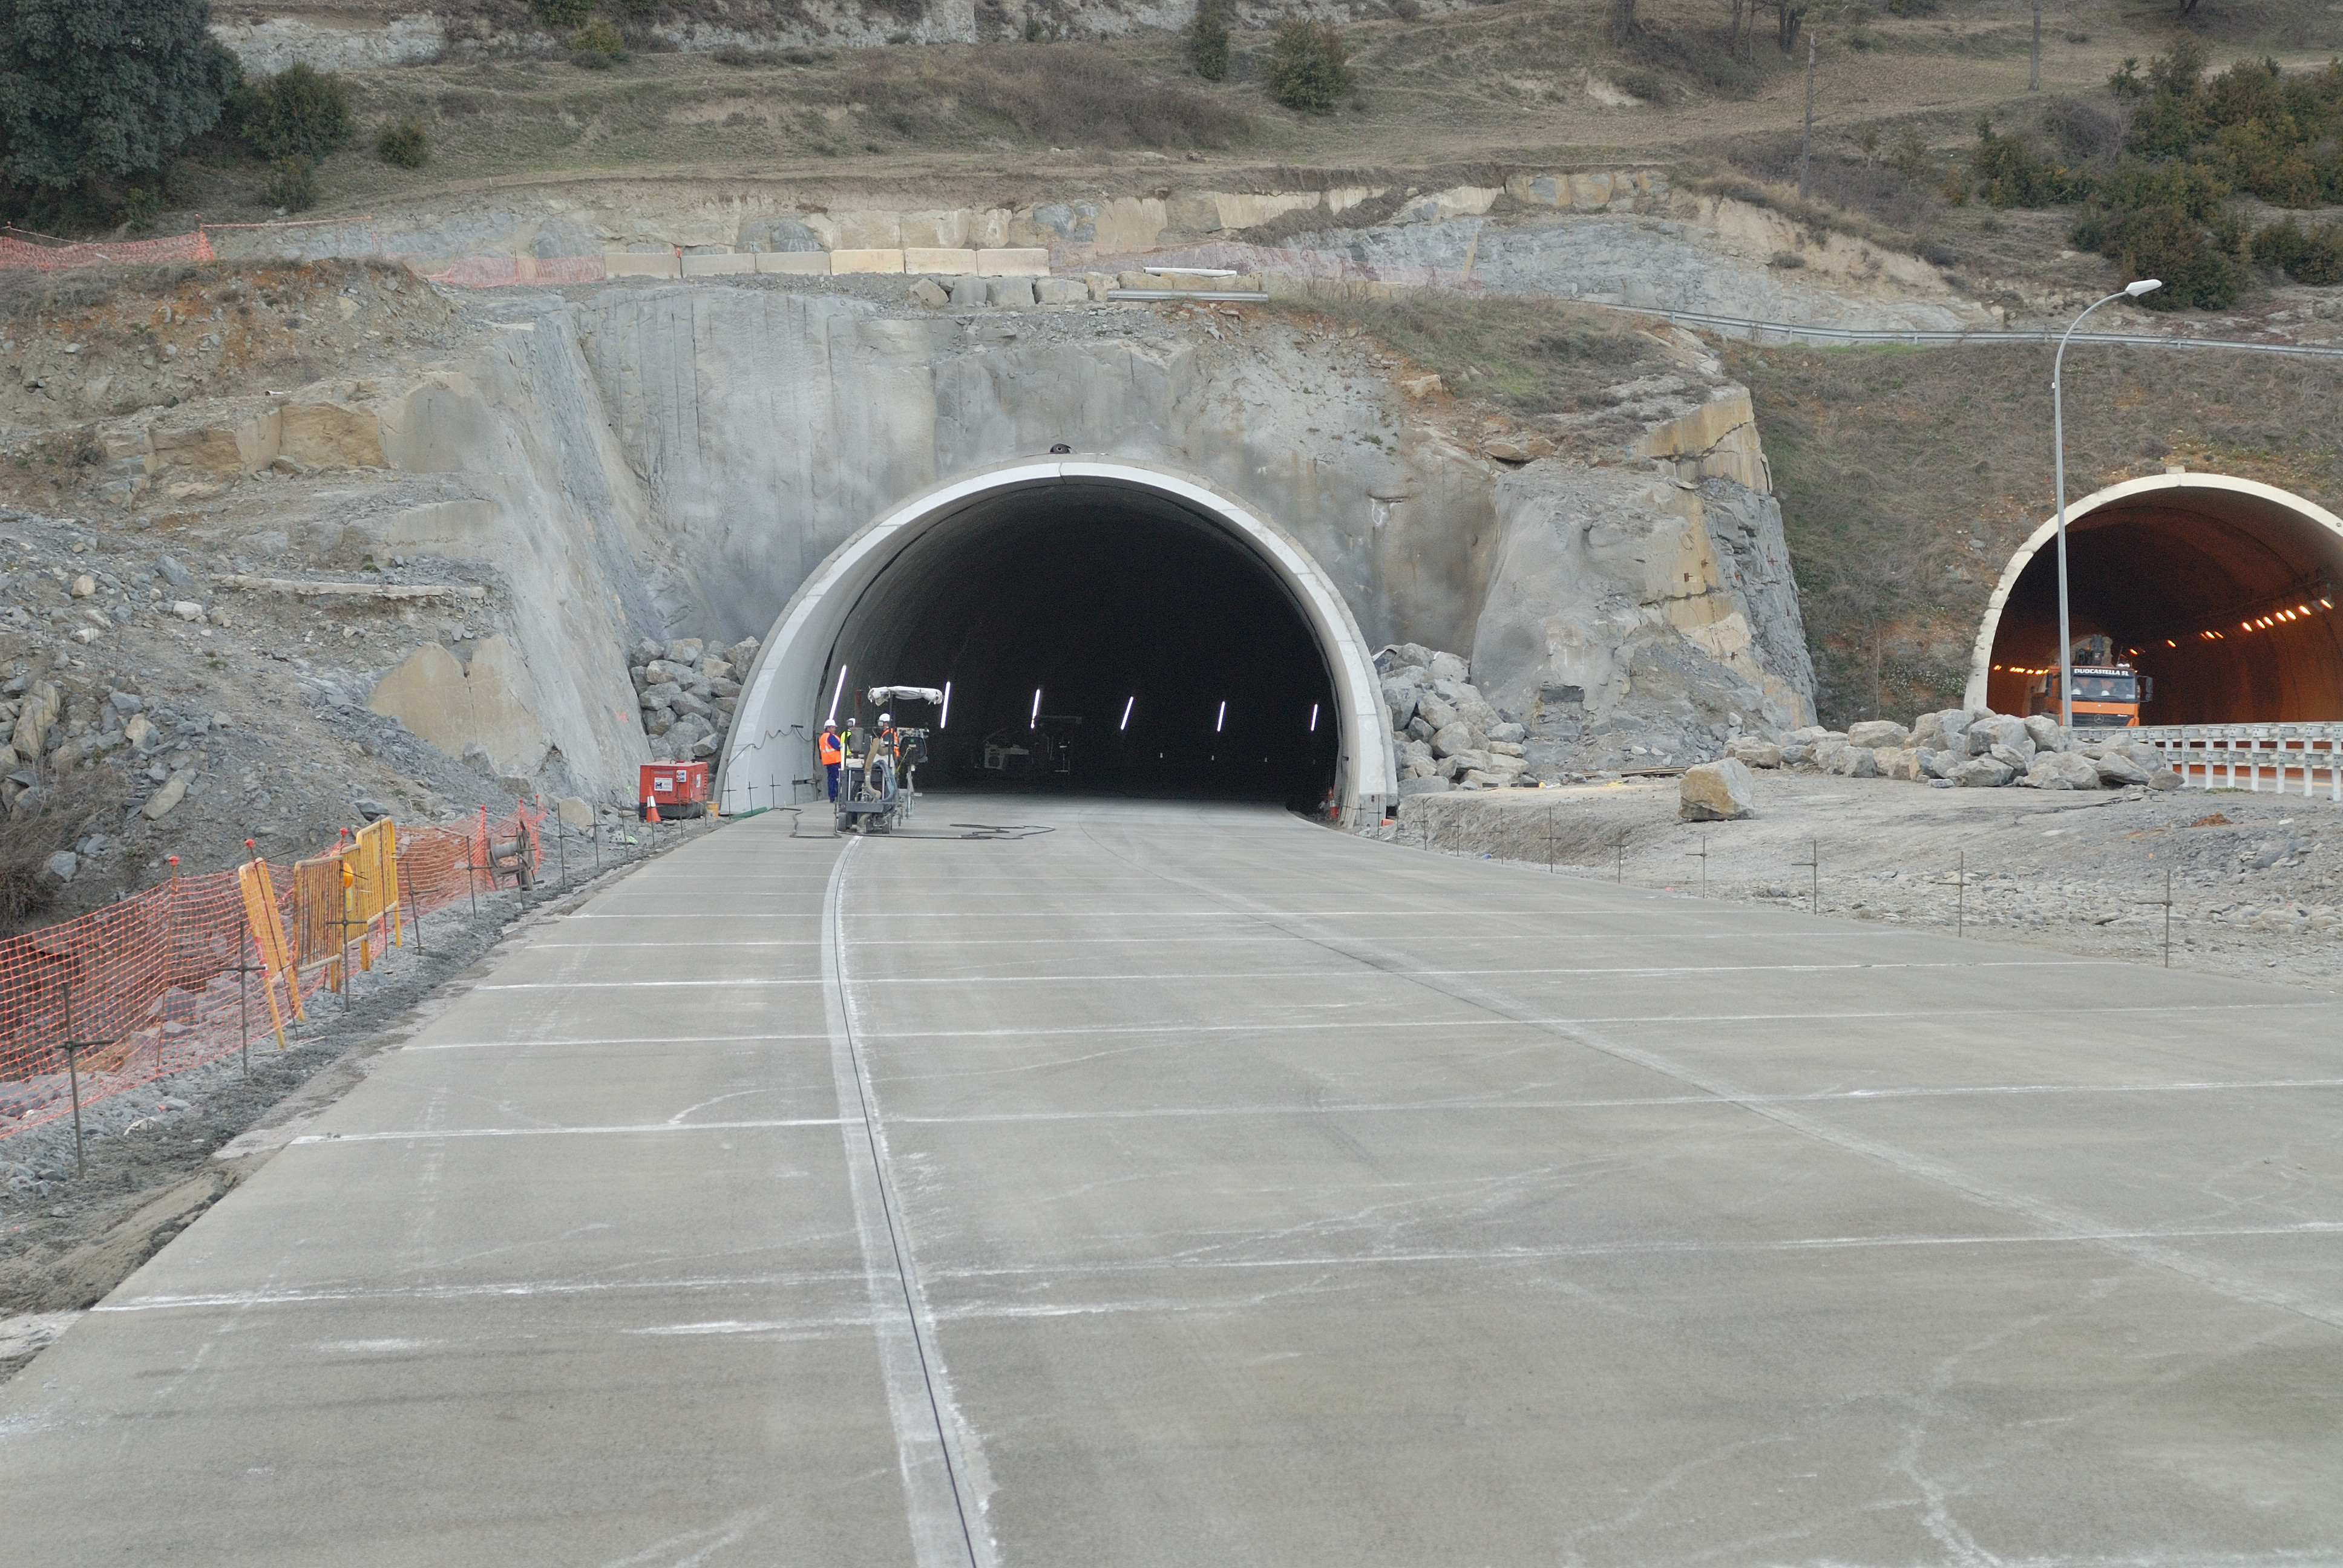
(2025, 664), (2151, 729)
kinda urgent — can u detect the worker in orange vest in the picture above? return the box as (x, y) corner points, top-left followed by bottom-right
(819, 722), (844, 801)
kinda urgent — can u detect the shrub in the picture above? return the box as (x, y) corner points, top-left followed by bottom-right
(529, 0), (593, 26)
(118, 184), (160, 230)
(263, 154), (315, 212)
(376, 116), (429, 168)
(2112, 204), (2239, 310)
(1188, 0), (1229, 82)
(1265, 19), (1351, 113)
(2252, 217), (2343, 284)
(613, 0), (663, 11)
(571, 19), (626, 65)
(1967, 117), (2088, 207)
(238, 63), (353, 160)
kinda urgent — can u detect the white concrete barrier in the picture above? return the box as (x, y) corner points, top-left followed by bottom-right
(680, 252), (755, 276)
(904, 247), (979, 275)
(977, 247), (1050, 277)
(606, 252), (681, 278)
(756, 252), (831, 275)
(830, 248), (906, 275)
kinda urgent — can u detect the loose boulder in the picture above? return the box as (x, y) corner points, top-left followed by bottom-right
(1846, 720), (1910, 750)
(1680, 757), (1758, 820)
(2024, 751), (2102, 790)
(1952, 756), (2016, 788)
(2022, 713), (2064, 750)
(2089, 751), (2151, 786)
(1724, 737), (1782, 767)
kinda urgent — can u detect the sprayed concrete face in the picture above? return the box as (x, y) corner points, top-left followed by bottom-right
(726, 460), (1395, 822)
(1972, 474), (2343, 723)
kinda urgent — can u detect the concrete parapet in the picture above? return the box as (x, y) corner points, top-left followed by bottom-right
(680, 252), (756, 276)
(905, 247), (980, 275)
(830, 248), (906, 275)
(756, 251), (831, 275)
(607, 253), (681, 278)
(977, 248), (1050, 277)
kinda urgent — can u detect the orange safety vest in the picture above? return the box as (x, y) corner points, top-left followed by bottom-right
(818, 731), (843, 765)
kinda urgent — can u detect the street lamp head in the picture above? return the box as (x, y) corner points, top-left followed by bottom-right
(2125, 278), (2163, 297)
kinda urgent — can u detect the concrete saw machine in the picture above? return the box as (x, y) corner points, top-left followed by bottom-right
(836, 685), (939, 834)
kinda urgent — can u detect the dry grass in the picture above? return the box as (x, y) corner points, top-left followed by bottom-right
(0, 770), (108, 934)
(1273, 291), (1673, 417)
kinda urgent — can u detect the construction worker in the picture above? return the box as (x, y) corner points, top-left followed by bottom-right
(819, 721), (844, 801)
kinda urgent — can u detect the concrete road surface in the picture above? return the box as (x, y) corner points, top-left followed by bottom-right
(4, 798), (2339, 1566)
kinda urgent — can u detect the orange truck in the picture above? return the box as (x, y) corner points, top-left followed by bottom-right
(2025, 663), (2152, 729)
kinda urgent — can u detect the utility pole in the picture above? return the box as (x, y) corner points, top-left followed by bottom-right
(1797, 31), (1817, 200)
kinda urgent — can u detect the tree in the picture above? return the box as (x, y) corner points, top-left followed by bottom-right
(237, 63), (351, 160)
(0, 0), (239, 191)
(1188, 0), (1229, 81)
(1266, 19), (1351, 113)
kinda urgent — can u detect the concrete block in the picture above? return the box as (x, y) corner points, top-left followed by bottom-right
(986, 277), (1035, 308)
(977, 247), (1050, 277)
(830, 248), (905, 275)
(756, 250), (832, 275)
(1035, 277), (1087, 305)
(680, 252), (756, 276)
(948, 274), (986, 309)
(606, 253), (681, 278)
(904, 247), (979, 275)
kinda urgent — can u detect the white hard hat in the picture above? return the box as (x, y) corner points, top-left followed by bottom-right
(879, 712), (891, 724)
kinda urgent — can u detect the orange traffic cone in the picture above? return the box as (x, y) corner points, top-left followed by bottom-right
(645, 798), (661, 824)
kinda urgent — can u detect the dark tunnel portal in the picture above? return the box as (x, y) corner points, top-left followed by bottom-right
(827, 484), (1341, 806)
(1984, 483), (2343, 725)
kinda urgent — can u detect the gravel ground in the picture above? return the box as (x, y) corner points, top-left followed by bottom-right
(0, 814), (721, 1380)
(1391, 772), (2343, 989)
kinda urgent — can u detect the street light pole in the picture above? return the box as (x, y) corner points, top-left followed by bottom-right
(2051, 278), (2161, 728)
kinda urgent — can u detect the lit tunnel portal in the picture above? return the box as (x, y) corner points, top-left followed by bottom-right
(1978, 477), (2343, 725)
(823, 483), (1341, 805)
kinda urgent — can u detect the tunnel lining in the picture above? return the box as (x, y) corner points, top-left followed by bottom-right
(724, 458), (1397, 823)
(1965, 472), (2343, 716)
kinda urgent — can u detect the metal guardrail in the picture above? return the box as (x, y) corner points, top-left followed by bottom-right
(1601, 305), (2343, 359)
(2128, 723), (2343, 800)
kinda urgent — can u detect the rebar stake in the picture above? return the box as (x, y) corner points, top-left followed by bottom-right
(1957, 849), (1967, 938)
(1798, 840), (1820, 915)
(1685, 835), (1708, 898)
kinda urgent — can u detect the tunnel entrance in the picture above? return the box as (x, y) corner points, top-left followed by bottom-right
(723, 460), (1395, 822)
(1971, 474), (2343, 725)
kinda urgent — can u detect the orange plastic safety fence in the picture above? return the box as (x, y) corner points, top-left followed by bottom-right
(0, 806), (546, 1138)
(0, 227), (215, 271)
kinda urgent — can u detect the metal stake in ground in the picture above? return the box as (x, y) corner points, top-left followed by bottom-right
(1547, 806), (1556, 873)
(58, 980), (106, 1178)
(2141, 864), (2177, 967)
(1616, 828), (1627, 885)
(462, 839), (479, 916)
(1798, 840), (1820, 915)
(557, 821), (568, 890)
(1957, 849), (1967, 938)
(1685, 835), (1709, 898)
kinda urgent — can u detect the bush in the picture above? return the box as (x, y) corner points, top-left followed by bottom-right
(2253, 216), (2343, 284)
(1967, 116), (2088, 207)
(571, 19), (626, 65)
(376, 117), (429, 168)
(2112, 204), (2240, 310)
(1188, 0), (1229, 82)
(263, 154), (315, 212)
(529, 0), (593, 26)
(238, 63), (353, 160)
(1265, 19), (1351, 113)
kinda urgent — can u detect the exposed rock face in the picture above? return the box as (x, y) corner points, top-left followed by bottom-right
(1470, 463), (1815, 777)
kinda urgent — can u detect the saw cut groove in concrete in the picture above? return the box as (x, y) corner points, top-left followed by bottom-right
(825, 840), (1000, 1568)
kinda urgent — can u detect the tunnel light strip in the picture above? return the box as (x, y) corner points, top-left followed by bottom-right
(1216, 700), (1227, 733)
(826, 664), (848, 725)
(940, 681), (952, 730)
(1120, 696), (1135, 731)
(1031, 688), (1041, 729)
(1309, 702), (1319, 733)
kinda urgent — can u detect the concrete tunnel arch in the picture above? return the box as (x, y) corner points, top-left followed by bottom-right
(719, 458), (1398, 824)
(1967, 472), (2343, 724)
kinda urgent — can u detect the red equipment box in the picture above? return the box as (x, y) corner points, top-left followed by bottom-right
(638, 761), (711, 819)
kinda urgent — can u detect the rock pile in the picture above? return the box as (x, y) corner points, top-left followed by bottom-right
(632, 636), (759, 763)
(1765, 708), (2183, 791)
(1377, 644), (1538, 795)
